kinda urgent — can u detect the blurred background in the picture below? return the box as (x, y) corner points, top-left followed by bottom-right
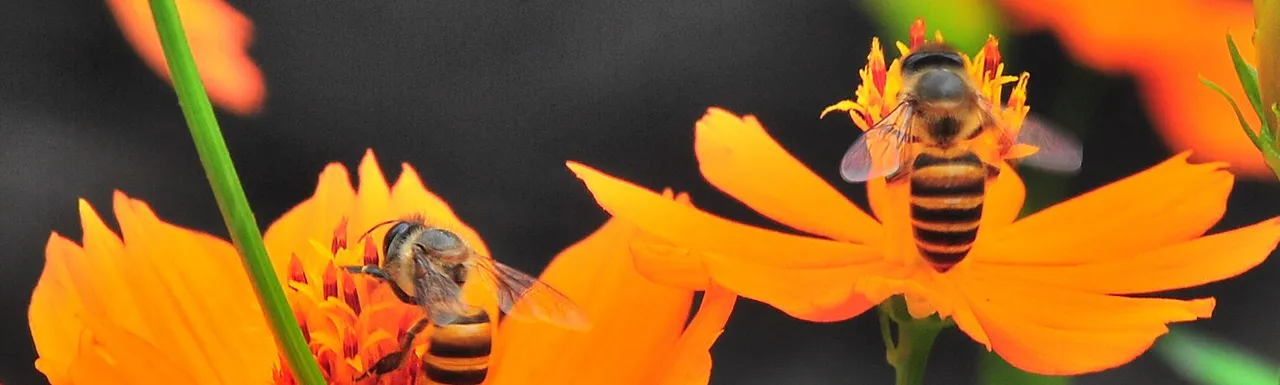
(1, 0), (1277, 384)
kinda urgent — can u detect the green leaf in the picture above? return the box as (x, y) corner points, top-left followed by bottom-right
(978, 350), (1071, 385)
(1154, 328), (1280, 385)
(1226, 34), (1272, 142)
(858, 0), (1003, 54)
(145, 0), (326, 383)
(1201, 75), (1265, 147)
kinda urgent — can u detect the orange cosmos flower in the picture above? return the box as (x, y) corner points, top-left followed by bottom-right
(993, 0), (1268, 177)
(106, 0), (265, 115)
(564, 24), (1280, 375)
(30, 150), (735, 384)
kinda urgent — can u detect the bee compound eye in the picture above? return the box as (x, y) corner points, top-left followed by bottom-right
(383, 222), (414, 257)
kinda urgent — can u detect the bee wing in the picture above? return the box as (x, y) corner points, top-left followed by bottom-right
(1012, 114), (1083, 174)
(415, 259), (467, 326)
(840, 102), (913, 183)
(473, 258), (590, 331)
(975, 97), (1083, 174)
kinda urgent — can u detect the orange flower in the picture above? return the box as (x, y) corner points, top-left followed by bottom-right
(993, 0), (1268, 177)
(564, 24), (1280, 375)
(106, 0), (265, 115)
(29, 150), (734, 384)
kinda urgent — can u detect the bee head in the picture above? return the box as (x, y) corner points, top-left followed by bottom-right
(901, 46), (969, 105)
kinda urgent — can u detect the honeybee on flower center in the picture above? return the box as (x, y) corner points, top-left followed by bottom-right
(343, 216), (590, 384)
(840, 42), (1083, 273)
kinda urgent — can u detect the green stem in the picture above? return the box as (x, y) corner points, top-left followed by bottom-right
(145, 1), (325, 383)
(879, 296), (947, 385)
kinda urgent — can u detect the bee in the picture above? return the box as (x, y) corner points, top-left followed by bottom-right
(343, 216), (590, 384)
(840, 42), (1083, 272)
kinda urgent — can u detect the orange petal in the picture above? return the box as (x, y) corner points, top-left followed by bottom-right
(111, 192), (278, 383)
(694, 107), (881, 244)
(68, 319), (200, 384)
(349, 150), (394, 248)
(630, 190), (712, 291)
(978, 217), (1280, 294)
(105, 0), (265, 115)
(567, 162), (881, 268)
(980, 162), (1025, 230)
(264, 162), (355, 281)
(704, 253), (895, 322)
(656, 283), (737, 385)
(30, 235), (91, 384)
(954, 271), (1213, 375)
(388, 162), (490, 256)
(980, 153), (1232, 265)
(489, 218), (693, 385)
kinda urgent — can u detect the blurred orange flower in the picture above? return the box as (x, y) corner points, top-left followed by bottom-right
(994, 0), (1268, 177)
(106, 0), (265, 115)
(30, 150), (735, 384)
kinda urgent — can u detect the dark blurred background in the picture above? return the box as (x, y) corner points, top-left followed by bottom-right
(1, 0), (1276, 384)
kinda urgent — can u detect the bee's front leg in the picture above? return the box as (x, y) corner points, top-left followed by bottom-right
(342, 265), (416, 304)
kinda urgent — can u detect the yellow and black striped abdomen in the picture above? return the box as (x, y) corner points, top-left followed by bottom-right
(421, 309), (492, 385)
(908, 150), (985, 272)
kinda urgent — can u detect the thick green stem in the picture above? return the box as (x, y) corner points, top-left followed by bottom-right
(880, 296), (947, 385)
(145, 1), (325, 383)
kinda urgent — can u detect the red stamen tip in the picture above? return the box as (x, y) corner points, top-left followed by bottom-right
(342, 272), (362, 314)
(288, 253), (308, 285)
(363, 239), (380, 266)
(983, 35), (1002, 80)
(331, 217), (349, 254)
(322, 263), (339, 299)
(909, 18), (926, 49)
(342, 332), (360, 359)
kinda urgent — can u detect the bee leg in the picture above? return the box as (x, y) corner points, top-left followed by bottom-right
(355, 317), (431, 381)
(885, 170), (909, 183)
(342, 265), (416, 304)
(342, 265), (391, 280)
(985, 163), (1001, 181)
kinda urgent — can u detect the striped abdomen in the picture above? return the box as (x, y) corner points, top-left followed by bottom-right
(421, 309), (492, 385)
(908, 150), (985, 272)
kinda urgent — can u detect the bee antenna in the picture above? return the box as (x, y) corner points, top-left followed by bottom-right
(356, 219), (401, 246)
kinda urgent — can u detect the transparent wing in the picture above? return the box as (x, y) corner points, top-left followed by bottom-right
(415, 259), (467, 326)
(975, 97), (1083, 174)
(473, 258), (590, 331)
(1014, 114), (1084, 174)
(840, 102), (913, 183)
